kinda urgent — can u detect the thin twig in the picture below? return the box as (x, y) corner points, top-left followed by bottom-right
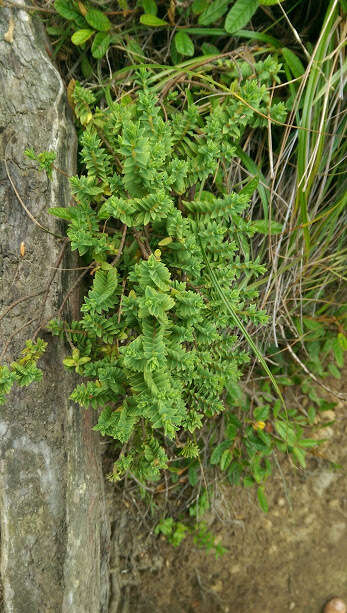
(132, 229), (150, 260)
(57, 263), (94, 318)
(46, 265), (91, 271)
(278, 2), (311, 62)
(4, 158), (64, 240)
(0, 318), (38, 361)
(117, 278), (127, 324)
(129, 473), (156, 493)
(33, 239), (70, 339)
(112, 224), (128, 266)
(53, 164), (70, 178)
(0, 291), (44, 323)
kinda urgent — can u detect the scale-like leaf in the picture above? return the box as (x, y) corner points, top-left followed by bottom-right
(197, 233), (285, 408)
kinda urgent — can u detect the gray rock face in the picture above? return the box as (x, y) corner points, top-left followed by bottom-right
(0, 8), (110, 612)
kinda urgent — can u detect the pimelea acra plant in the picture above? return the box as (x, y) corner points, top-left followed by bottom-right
(38, 63), (287, 484)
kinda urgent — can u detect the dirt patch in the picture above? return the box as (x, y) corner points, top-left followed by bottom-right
(107, 374), (347, 613)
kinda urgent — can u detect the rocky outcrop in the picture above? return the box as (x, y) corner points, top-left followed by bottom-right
(0, 7), (110, 612)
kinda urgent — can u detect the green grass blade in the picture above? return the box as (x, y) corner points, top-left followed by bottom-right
(295, 0), (340, 255)
(184, 27), (281, 46)
(236, 147), (269, 221)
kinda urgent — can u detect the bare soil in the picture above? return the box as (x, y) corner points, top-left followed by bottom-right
(108, 373), (347, 613)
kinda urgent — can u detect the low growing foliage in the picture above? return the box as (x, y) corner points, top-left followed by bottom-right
(50, 0), (284, 69)
(2, 41), (345, 521)
(0, 339), (47, 404)
(155, 517), (227, 557)
(45, 65), (288, 487)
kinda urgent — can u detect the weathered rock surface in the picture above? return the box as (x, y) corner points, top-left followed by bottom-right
(0, 7), (110, 612)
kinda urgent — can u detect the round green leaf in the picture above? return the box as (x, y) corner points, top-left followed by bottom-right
(220, 449), (232, 471)
(91, 32), (111, 58)
(198, 0), (229, 26)
(174, 31), (195, 57)
(254, 406), (270, 421)
(170, 40), (179, 64)
(142, 0), (158, 15)
(85, 8), (111, 32)
(225, 0), (258, 34)
(140, 14), (168, 26)
(71, 29), (95, 46)
(74, 13), (89, 28)
(201, 42), (219, 55)
(54, 0), (80, 21)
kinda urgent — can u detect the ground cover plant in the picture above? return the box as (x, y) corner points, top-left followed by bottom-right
(0, 0), (346, 543)
(26, 62), (293, 492)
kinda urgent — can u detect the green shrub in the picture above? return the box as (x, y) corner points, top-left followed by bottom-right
(46, 65), (287, 486)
